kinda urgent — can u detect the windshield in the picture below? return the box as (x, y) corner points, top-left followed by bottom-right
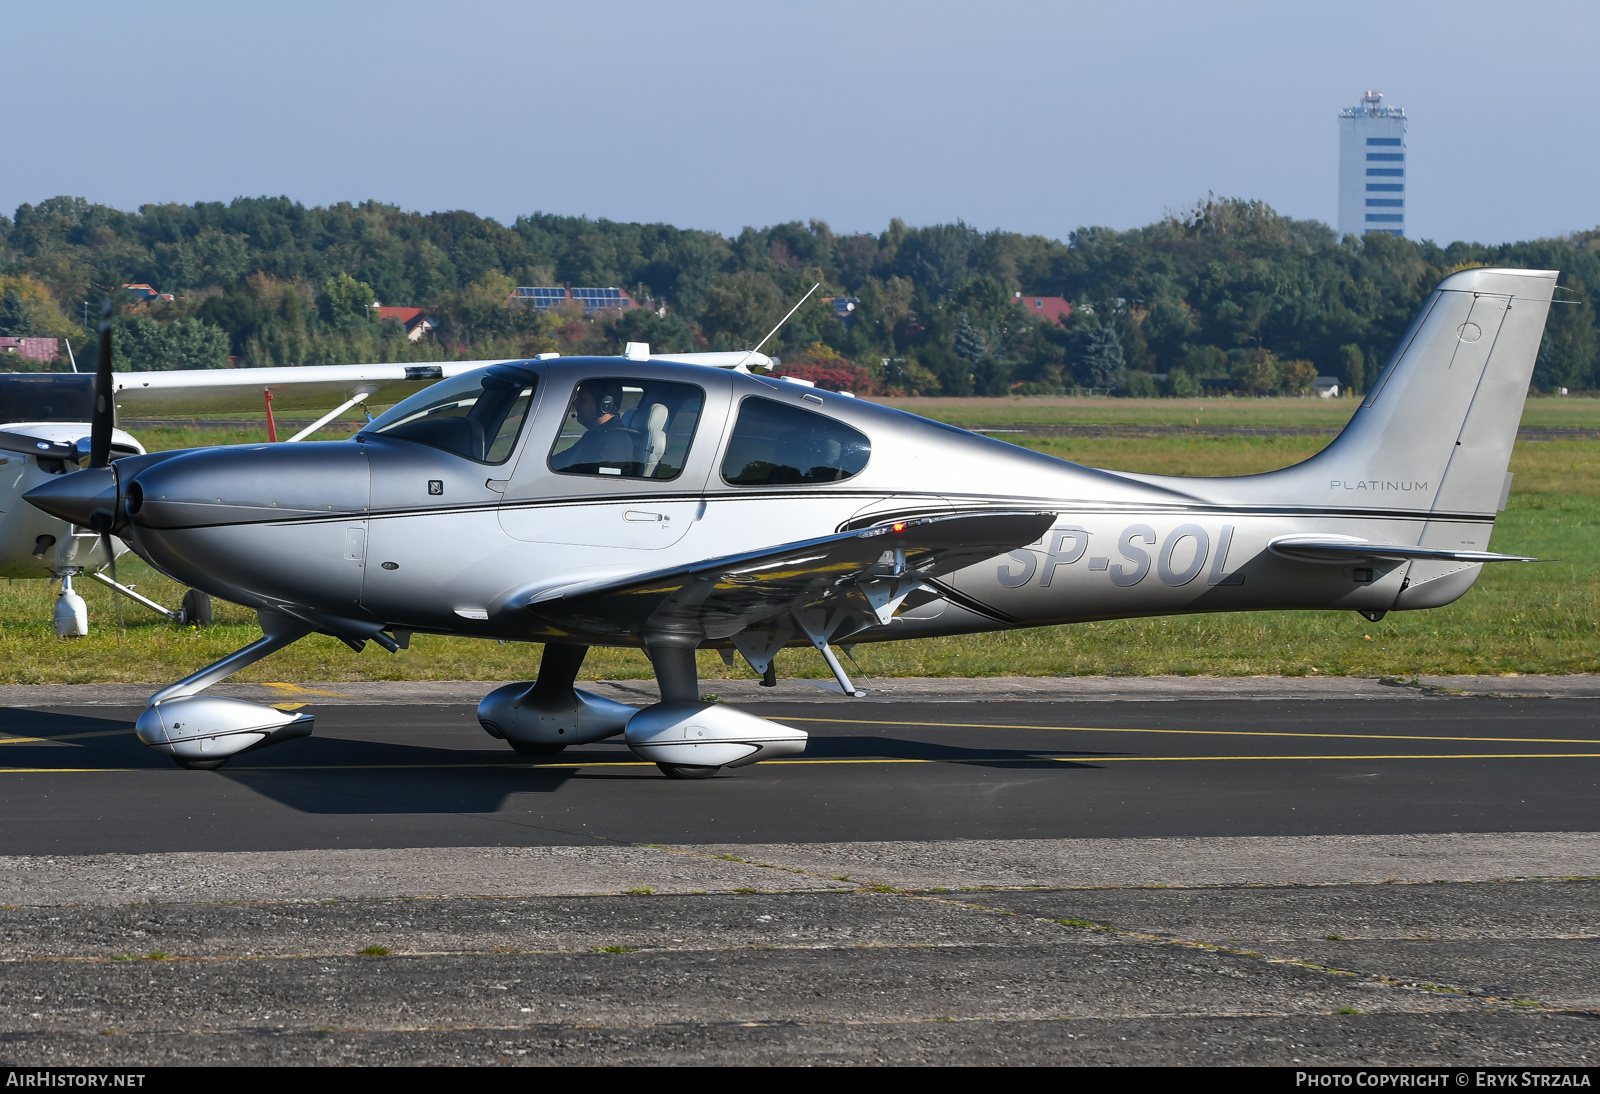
(359, 365), (537, 464)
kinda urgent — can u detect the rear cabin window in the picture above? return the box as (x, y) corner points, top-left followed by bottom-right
(548, 378), (704, 480)
(720, 397), (871, 485)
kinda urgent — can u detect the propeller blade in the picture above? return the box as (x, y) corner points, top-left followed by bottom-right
(0, 430), (79, 461)
(89, 296), (114, 469)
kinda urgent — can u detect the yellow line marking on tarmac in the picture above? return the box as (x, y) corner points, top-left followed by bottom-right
(0, 730), (129, 744)
(2, 753), (1597, 775)
(260, 683), (354, 699)
(784, 716), (1600, 746)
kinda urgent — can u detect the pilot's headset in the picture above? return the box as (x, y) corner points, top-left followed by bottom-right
(595, 383), (624, 420)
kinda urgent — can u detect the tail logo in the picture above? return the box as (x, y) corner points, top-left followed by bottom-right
(1330, 479), (1429, 493)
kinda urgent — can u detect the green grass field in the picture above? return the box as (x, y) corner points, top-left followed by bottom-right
(2, 398), (1594, 683)
(869, 393), (1600, 430)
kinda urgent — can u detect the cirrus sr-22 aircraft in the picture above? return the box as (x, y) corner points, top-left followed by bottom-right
(25, 267), (1556, 778)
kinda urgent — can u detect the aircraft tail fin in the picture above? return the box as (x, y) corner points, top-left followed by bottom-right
(1290, 267), (1558, 518)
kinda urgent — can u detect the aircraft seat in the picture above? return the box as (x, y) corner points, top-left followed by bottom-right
(638, 403), (669, 476)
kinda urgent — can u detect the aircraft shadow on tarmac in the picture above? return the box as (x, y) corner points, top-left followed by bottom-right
(0, 708), (1121, 817)
(795, 733), (1116, 768)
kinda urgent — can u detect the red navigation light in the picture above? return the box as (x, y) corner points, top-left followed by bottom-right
(892, 522), (905, 532)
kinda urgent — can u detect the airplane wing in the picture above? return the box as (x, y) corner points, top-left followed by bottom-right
(110, 361), (513, 417)
(1267, 535), (1537, 564)
(518, 510), (1056, 644)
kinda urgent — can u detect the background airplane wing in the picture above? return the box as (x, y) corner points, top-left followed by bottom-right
(518, 510), (1056, 644)
(111, 361), (512, 416)
(109, 352), (780, 418)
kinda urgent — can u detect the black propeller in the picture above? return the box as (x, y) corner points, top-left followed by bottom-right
(89, 296), (114, 469)
(89, 297), (123, 633)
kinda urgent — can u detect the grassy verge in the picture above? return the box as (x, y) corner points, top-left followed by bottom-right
(868, 393), (1600, 430)
(3, 416), (1592, 683)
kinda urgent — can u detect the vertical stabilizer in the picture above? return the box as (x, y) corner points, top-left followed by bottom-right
(1288, 267), (1556, 518)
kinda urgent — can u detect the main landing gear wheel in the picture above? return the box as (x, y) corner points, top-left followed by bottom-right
(657, 763), (722, 780)
(508, 740), (567, 756)
(181, 589), (213, 625)
(173, 756), (228, 770)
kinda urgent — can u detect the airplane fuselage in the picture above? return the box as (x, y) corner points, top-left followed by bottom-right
(110, 357), (1488, 652)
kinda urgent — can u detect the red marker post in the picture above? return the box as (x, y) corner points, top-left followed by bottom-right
(263, 388), (278, 442)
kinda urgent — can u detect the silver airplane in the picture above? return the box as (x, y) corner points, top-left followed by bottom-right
(26, 267), (1555, 777)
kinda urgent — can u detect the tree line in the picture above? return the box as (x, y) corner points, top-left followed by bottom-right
(0, 194), (1595, 395)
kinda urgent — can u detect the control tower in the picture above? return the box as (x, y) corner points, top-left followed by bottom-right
(1338, 91), (1407, 238)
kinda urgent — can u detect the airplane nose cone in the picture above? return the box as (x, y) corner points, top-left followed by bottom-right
(24, 466), (119, 529)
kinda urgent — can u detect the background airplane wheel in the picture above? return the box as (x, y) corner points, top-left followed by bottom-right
(181, 589), (212, 625)
(657, 763), (721, 780)
(173, 756), (228, 770)
(508, 740), (566, 756)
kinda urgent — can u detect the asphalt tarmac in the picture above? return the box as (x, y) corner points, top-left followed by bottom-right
(2, 690), (1596, 1065)
(0, 695), (1597, 854)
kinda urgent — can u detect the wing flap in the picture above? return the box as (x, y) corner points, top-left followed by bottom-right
(520, 510), (1056, 642)
(1267, 534), (1536, 565)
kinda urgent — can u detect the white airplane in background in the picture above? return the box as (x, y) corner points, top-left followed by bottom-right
(0, 348), (774, 634)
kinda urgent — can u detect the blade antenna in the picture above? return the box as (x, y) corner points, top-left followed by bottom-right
(89, 296), (114, 469)
(734, 281), (821, 372)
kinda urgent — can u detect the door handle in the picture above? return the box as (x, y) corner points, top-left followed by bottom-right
(624, 510), (668, 523)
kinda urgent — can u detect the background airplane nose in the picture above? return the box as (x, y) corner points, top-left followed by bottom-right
(24, 466), (119, 530)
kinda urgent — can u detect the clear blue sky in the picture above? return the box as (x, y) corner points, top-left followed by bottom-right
(6, 1), (1596, 246)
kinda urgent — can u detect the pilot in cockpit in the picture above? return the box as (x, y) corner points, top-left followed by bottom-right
(560, 381), (637, 472)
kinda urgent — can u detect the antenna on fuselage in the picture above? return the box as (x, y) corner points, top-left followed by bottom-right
(734, 282), (821, 373)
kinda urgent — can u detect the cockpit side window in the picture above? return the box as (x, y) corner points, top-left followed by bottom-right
(359, 365), (536, 464)
(720, 396), (871, 486)
(548, 378), (705, 480)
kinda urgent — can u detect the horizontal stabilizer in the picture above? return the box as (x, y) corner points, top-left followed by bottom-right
(520, 510), (1056, 643)
(1267, 535), (1537, 565)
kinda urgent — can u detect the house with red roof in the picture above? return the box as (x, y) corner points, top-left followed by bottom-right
(377, 307), (437, 342)
(1013, 292), (1072, 326)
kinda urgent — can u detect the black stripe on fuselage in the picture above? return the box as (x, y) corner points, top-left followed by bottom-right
(142, 486), (1495, 532)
